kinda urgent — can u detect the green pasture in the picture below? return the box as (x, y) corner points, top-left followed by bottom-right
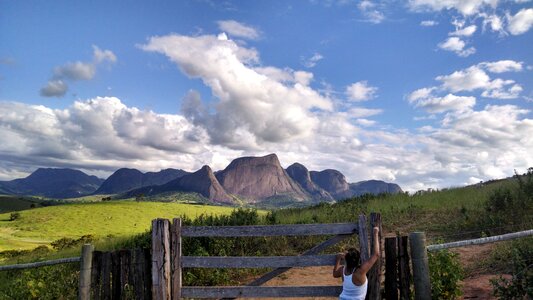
(0, 200), (238, 251)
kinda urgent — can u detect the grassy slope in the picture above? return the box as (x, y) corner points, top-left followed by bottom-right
(0, 200), (237, 251)
(273, 179), (515, 243)
(0, 195), (43, 214)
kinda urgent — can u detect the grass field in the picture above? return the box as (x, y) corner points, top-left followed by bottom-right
(0, 195), (43, 214)
(0, 200), (238, 251)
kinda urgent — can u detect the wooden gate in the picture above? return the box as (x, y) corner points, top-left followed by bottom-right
(84, 213), (384, 299)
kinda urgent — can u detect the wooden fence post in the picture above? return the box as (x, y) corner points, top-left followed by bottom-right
(171, 218), (182, 299)
(78, 244), (94, 300)
(358, 214), (370, 262)
(384, 237), (398, 300)
(409, 232), (431, 300)
(397, 236), (411, 300)
(152, 218), (171, 300)
(368, 213), (382, 300)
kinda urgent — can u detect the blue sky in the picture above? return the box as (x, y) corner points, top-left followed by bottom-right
(1, 0), (532, 191)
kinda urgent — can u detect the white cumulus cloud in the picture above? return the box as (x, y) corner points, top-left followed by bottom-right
(346, 81), (378, 101)
(140, 33), (332, 147)
(438, 37), (476, 57)
(507, 8), (533, 35)
(217, 20), (261, 40)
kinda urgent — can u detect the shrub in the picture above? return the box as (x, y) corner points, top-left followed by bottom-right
(491, 238), (533, 299)
(9, 212), (21, 221)
(428, 248), (464, 300)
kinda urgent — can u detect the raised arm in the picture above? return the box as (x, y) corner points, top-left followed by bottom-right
(332, 252), (345, 278)
(354, 227), (380, 280)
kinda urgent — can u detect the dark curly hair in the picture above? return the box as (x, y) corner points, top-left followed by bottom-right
(345, 248), (361, 274)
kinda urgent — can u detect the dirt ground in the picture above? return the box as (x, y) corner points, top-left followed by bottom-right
(242, 243), (506, 300)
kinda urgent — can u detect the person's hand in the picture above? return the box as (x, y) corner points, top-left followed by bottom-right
(336, 253), (345, 260)
(373, 227), (379, 236)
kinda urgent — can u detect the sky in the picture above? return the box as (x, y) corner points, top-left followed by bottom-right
(1, 0), (532, 191)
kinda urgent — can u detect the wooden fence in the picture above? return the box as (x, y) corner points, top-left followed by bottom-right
(147, 213), (383, 299)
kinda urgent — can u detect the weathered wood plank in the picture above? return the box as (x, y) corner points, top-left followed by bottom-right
(246, 234), (352, 287)
(384, 237), (398, 300)
(367, 213), (382, 300)
(398, 236), (411, 300)
(79, 244), (94, 300)
(359, 214), (370, 262)
(182, 254), (337, 268)
(182, 286), (343, 297)
(181, 223), (357, 237)
(171, 218), (182, 300)
(409, 232), (431, 300)
(144, 248), (152, 300)
(119, 250), (131, 298)
(111, 251), (121, 300)
(133, 249), (147, 300)
(427, 229), (533, 251)
(152, 219), (171, 300)
(0, 257), (80, 271)
(101, 252), (112, 300)
(91, 251), (102, 300)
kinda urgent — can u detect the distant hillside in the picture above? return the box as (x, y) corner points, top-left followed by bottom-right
(0, 168), (104, 199)
(350, 180), (403, 196)
(94, 168), (189, 194)
(123, 165), (234, 204)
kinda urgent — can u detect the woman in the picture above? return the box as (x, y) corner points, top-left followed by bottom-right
(333, 227), (380, 300)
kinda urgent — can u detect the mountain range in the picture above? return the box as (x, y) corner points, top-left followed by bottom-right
(0, 154), (402, 206)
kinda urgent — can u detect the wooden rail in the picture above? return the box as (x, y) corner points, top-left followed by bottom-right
(427, 229), (533, 251)
(181, 222), (358, 237)
(182, 286), (343, 297)
(0, 256), (80, 271)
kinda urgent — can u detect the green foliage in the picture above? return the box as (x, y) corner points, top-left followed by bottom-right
(50, 234), (94, 250)
(482, 168), (533, 233)
(9, 211), (21, 221)
(490, 238), (533, 299)
(0, 263), (78, 299)
(428, 248), (464, 300)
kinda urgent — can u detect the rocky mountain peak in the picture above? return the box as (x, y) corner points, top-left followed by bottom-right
(216, 154), (307, 201)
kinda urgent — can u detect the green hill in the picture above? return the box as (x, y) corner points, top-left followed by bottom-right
(0, 200), (238, 251)
(0, 195), (44, 214)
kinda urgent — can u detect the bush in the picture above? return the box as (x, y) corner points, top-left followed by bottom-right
(9, 212), (21, 221)
(491, 238), (533, 299)
(0, 264), (78, 299)
(429, 248), (464, 300)
(482, 168), (533, 233)
(51, 235), (95, 251)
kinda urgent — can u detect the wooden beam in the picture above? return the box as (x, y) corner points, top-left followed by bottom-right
(245, 234), (352, 287)
(384, 237), (398, 300)
(398, 236), (411, 300)
(0, 257), (80, 271)
(182, 254), (336, 268)
(182, 286), (342, 297)
(359, 214), (370, 262)
(171, 218), (182, 300)
(409, 232), (431, 300)
(181, 223), (357, 237)
(368, 213), (383, 300)
(427, 229), (533, 251)
(152, 219), (171, 300)
(78, 244), (94, 300)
